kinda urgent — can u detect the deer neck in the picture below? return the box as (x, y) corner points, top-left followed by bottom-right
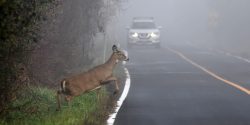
(105, 53), (118, 70)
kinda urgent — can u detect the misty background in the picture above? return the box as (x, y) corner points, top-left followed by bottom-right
(114, 0), (250, 57)
(1, 0), (250, 124)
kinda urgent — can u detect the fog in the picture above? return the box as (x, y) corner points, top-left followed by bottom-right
(114, 0), (250, 55)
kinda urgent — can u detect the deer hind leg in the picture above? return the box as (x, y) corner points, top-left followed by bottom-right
(56, 90), (62, 111)
(65, 95), (73, 108)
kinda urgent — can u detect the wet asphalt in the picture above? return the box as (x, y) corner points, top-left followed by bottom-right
(114, 43), (250, 125)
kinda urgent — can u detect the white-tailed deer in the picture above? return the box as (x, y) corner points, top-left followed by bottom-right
(56, 45), (129, 110)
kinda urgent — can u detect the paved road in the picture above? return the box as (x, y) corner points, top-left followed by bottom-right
(114, 43), (250, 125)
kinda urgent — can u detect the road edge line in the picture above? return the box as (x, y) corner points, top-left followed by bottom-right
(106, 67), (131, 125)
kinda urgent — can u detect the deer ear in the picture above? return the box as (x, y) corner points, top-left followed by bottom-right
(112, 45), (118, 52)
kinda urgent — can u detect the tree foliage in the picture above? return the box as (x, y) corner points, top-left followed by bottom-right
(0, 0), (57, 117)
(0, 0), (122, 120)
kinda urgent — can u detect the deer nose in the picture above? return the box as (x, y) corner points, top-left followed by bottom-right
(125, 58), (129, 61)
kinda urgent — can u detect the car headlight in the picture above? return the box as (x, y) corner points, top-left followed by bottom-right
(130, 32), (138, 38)
(150, 32), (160, 38)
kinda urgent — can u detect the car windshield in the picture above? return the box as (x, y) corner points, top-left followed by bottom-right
(132, 22), (156, 29)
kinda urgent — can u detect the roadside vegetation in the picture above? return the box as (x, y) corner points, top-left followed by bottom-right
(0, 0), (124, 125)
(0, 86), (114, 125)
(0, 63), (125, 125)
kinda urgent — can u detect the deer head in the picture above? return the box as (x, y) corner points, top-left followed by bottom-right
(112, 45), (129, 62)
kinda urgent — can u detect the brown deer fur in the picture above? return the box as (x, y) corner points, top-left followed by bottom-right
(56, 45), (128, 110)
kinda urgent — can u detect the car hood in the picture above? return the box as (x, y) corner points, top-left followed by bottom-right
(129, 29), (159, 33)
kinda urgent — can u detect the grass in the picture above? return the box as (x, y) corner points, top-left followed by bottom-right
(0, 86), (111, 125)
(0, 61), (126, 125)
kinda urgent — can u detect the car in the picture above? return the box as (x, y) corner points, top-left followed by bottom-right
(127, 17), (162, 48)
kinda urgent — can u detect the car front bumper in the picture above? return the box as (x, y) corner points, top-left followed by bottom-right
(128, 37), (160, 45)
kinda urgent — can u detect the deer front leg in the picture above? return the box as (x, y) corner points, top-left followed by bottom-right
(103, 76), (120, 95)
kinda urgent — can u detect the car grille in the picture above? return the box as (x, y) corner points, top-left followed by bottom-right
(138, 33), (150, 39)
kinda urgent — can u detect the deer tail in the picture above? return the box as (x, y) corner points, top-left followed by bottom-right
(61, 79), (67, 92)
(57, 80), (67, 111)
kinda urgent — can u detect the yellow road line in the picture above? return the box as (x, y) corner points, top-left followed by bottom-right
(167, 47), (250, 95)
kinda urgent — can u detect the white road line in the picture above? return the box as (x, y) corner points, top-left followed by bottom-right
(184, 41), (250, 64)
(167, 47), (250, 95)
(216, 50), (250, 64)
(107, 67), (131, 125)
